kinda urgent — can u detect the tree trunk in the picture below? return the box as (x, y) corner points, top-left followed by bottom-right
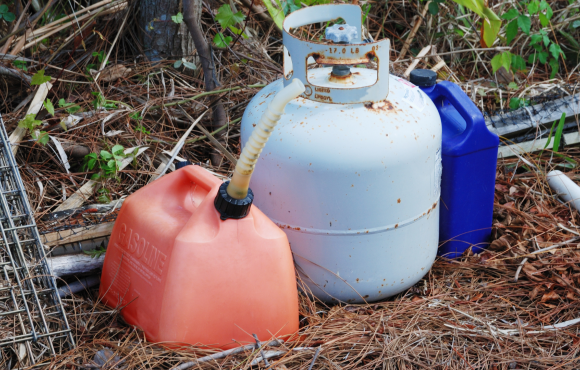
(183, 0), (228, 165)
(140, 0), (201, 60)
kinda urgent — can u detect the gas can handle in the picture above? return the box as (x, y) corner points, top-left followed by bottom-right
(430, 81), (486, 143)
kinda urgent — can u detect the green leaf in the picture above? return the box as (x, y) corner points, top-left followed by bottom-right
(491, 51), (511, 74)
(0, 4), (7, 13)
(511, 54), (526, 72)
(517, 15), (531, 35)
(572, 20), (580, 29)
(549, 43), (563, 59)
(527, 0), (539, 15)
(59, 120), (68, 131)
(229, 25), (248, 39)
(549, 57), (559, 78)
(282, 0), (300, 15)
(91, 173), (101, 180)
(452, 0), (485, 17)
(130, 112), (142, 120)
(171, 12), (183, 24)
(539, 13), (549, 27)
(3, 11), (15, 22)
(538, 51), (549, 64)
(111, 144), (124, 155)
(107, 159), (116, 169)
(43, 99), (54, 116)
(530, 34), (542, 46)
(506, 20), (519, 44)
(501, 8), (519, 20)
(511, 61), (527, 77)
(428, 2), (439, 15)
(552, 112), (566, 153)
(481, 7), (501, 47)
(509, 97), (523, 110)
(12, 60), (26, 71)
(173, 59), (182, 68)
(100, 150), (113, 160)
(261, 0), (285, 30)
(508, 82), (519, 90)
(213, 32), (232, 48)
(539, 0), (549, 11)
(215, 4), (245, 29)
(545, 5), (553, 19)
(30, 70), (51, 85)
(182, 60), (196, 69)
(87, 158), (96, 170)
(37, 131), (50, 145)
(18, 114), (42, 130)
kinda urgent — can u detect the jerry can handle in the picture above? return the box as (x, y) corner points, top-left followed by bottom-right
(430, 81), (486, 142)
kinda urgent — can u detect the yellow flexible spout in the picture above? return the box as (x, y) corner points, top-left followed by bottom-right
(227, 79), (305, 199)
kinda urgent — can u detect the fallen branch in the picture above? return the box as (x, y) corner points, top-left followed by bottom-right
(170, 340), (284, 370)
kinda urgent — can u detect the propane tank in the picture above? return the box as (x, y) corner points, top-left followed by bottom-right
(241, 4), (442, 303)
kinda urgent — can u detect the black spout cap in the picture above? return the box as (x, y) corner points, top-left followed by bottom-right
(214, 181), (253, 220)
(410, 69), (437, 87)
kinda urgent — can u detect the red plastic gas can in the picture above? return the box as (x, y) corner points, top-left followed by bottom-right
(99, 165), (299, 348)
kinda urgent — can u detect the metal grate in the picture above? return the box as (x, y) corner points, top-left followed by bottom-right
(0, 114), (74, 367)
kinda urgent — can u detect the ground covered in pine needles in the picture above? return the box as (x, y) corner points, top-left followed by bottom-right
(1, 0), (580, 368)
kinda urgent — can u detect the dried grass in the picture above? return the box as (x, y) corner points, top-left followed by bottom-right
(0, 0), (580, 368)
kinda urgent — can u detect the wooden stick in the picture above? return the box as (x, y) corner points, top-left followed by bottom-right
(41, 222), (115, 247)
(403, 45), (431, 78)
(398, 2), (430, 60)
(48, 254), (105, 277)
(170, 340), (284, 370)
(0, 0), (32, 54)
(9, 81), (52, 155)
(150, 111), (207, 182)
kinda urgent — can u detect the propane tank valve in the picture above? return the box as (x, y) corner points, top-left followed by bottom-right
(325, 24), (358, 78)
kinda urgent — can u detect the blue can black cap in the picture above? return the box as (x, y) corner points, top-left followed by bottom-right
(175, 161), (192, 170)
(410, 69), (437, 87)
(214, 181), (253, 220)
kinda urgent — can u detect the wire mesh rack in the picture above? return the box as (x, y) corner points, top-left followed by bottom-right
(0, 114), (74, 367)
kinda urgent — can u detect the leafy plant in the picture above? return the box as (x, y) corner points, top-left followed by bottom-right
(43, 99), (54, 116)
(174, 58), (197, 69)
(91, 92), (117, 110)
(83, 144), (127, 181)
(213, 4), (247, 47)
(92, 51), (109, 65)
(0, 4), (15, 22)
(18, 114), (49, 145)
(31, 70), (51, 86)
(58, 98), (81, 114)
(509, 97), (530, 110)
(172, 12), (183, 24)
(12, 60), (26, 71)
(428, 0), (446, 15)
(83, 245), (107, 258)
(451, 0), (501, 48)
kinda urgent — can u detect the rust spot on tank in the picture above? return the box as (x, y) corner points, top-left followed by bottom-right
(364, 100), (398, 113)
(252, 124), (256, 127)
(395, 224), (399, 228)
(397, 198), (401, 203)
(329, 72), (356, 85)
(356, 278), (360, 282)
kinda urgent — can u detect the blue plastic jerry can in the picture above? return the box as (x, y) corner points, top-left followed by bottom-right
(410, 70), (499, 259)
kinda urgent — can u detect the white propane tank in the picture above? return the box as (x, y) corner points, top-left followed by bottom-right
(240, 4), (442, 303)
